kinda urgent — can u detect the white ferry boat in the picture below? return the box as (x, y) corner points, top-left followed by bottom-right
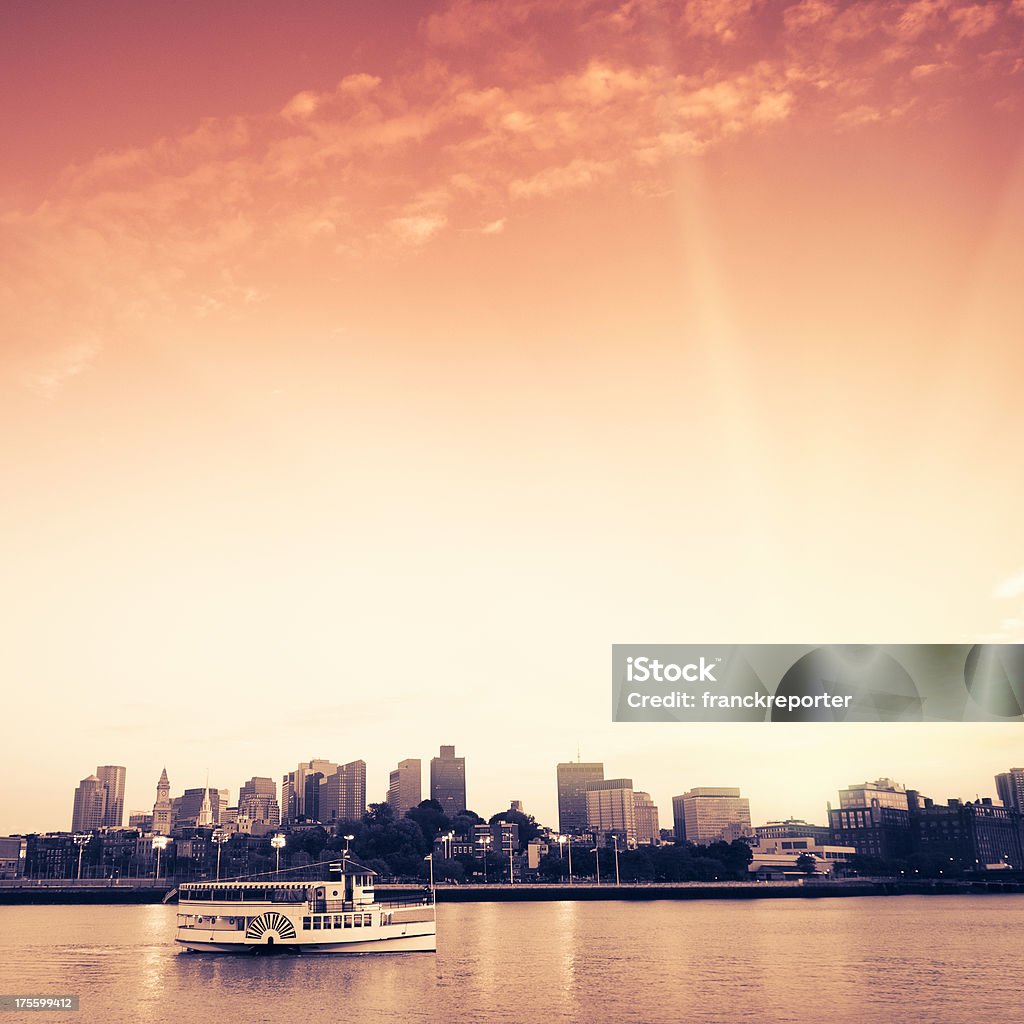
(175, 860), (436, 954)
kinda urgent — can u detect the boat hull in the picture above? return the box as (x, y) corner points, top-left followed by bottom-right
(176, 930), (437, 954)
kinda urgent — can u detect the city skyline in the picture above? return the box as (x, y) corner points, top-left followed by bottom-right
(24, 746), (1024, 840)
(2, 2), (1023, 841)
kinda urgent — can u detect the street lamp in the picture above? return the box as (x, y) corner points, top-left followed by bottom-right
(593, 845), (601, 885)
(152, 836), (168, 880)
(212, 830), (228, 881)
(73, 834), (91, 881)
(477, 835), (488, 882)
(566, 836), (574, 885)
(343, 834), (355, 858)
(507, 829), (514, 886)
(271, 833), (286, 877)
(612, 835), (621, 886)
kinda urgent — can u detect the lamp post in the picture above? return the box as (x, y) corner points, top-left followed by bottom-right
(507, 828), (514, 886)
(152, 836), (168, 880)
(567, 836), (574, 884)
(212, 830), (228, 881)
(593, 845), (601, 885)
(343, 834), (355, 858)
(271, 833), (286, 878)
(73, 834), (90, 880)
(612, 835), (620, 886)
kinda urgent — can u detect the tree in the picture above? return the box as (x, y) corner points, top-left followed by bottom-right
(796, 853), (818, 876)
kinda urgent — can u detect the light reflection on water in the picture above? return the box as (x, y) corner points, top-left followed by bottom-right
(1, 896), (1022, 1024)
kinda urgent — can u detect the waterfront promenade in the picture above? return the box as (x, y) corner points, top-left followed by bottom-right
(2, 877), (1022, 904)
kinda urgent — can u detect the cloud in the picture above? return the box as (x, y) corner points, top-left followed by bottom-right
(480, 218), (506, 234)
(390, 213), (449, 244)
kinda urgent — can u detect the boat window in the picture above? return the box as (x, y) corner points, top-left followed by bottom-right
(302, 917), (311, 930)
(344, 915), (352, 928)
(312, 917), (322, 929)
(323, 918), (332, 929)
(334, 915), (344, 927)
(363, 914), (371, 927)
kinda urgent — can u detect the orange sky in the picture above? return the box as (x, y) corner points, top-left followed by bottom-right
(2, 1), (1023, 834)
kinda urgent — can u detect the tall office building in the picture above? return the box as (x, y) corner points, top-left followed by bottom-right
(282, 759), (340, 822)
(71, 775), (106, 832)
(585, 778), (636, 847)
(556, 761), (604, 833)
(995, 768), (1024, 812)
(672, 787), (752, 844)
(633, 792), (660, 845)
(96, 766), (126, 828)
(152, 768), (172, 835)
(388, 759), (422, 818)
(238, 777), (281, 826)
(321, 760), (367, 824)
(172, 788), (223, 828)
(430, 745), (466, 818)
(838, 778), (909, 812)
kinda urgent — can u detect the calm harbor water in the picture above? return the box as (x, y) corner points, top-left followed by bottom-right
(1, 896), (1022, 1023)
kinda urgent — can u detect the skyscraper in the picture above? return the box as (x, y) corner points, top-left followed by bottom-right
(556, 761), (604, 833)
(95, 766), (126, 828)
(282, 759), (340, 822)
(152, 768), (172, 835)
(239, 777), (281, 826)
(633, 791), (660, 845)
(585, 778), (636, 846)
(995, 768), (1024, 812)
(672, 787), (752, 844)
(430, 745), (466, 817)
(321, 760), (367, 823)
(388, 759), (422, 818)
(71, 775), (106, 832)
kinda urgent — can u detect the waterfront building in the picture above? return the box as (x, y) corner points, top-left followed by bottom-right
(71, 775), (106, 832)
(491, 819), (521, 854)
(749, 838), (856, 879)
(128, 812), (153, 831)
(96, 766), (126, 828)
(672, 788), (752, 844)
(152, 768), (172, 835)
(0, 837), (26, 878)
(827, 779), (911, 860)
(995, 768), (1024, 812)
(430, 745), (467, 818)
(387, 759), (422, 818)
(908, 792), (1024, 869)
(556, 761), (605, 833)
(633, 792), (661, 845)
(585, 778), (636, 847)
(238, 777), (281, 827)
(321, 760), (367, 824)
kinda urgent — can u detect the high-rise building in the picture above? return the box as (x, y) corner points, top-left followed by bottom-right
(282, 759), (340, 822)
(995, 768), (1024, 812)
(152, 768), (172, 835)
(172, 788), (223, 829)
(672, 788), (752, 844)
(128, 812), (153, 831)
(556, 761), (604, 833)
(430, 746), (466, 818)
(388, 759), (422, 818)
(585, 778), (636, 847)
(321, 760), (367, 824)
(238, 777), (281, 826)
(838, 778), (909, 812)
(71, 775), (106, 832)
(633, 792), (660, 845)
(96, 766), (126, 828)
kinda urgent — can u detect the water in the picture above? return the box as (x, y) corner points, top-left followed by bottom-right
(1, 896), (1022, 1023)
